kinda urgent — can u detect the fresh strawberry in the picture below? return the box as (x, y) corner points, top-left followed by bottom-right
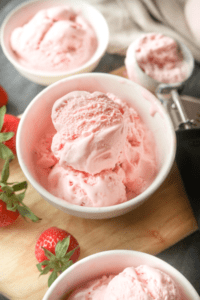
(0, 86), (8, 107)
(0, 107), (41, 225)
(0, 189), (19, 227)
(0, 160), (41, 226)
(35, 227), (80, 287)
(0, 110), (20, 156)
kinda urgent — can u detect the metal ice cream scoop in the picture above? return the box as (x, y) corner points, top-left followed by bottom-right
(127, 33), (200, 219)
(155, 39), (195, 130)
(154, 40), (200, 220)
(127, 34), (196, 129)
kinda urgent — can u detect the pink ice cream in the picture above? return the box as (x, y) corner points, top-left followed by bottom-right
(51, 91), (126, 174)
(125, 33), (188, 84)
(67, 266), (181, 299)
(34, 91), (157, 207)
(10, 6), (98, 72)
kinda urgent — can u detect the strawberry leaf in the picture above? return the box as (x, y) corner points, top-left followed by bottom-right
(16, 191), (26, 202)
(36, 235), (79, 287)
(40, 265), (51, 276)
(48, 270), (58, 287)
(0, 143), (14, 160)
(42, 247), (56, 260)
(0, 192), (8, 202)
(36, 260), (50, 272)
(61, 260), (73, 272)
(61, 247), (77, 261)
(12, 181), (27, 192)
(0, 106), (6, 131)
(0, 106), (15, 160)
(17, 205), (41, 222)
(0, 107), (41, 224)
(0, 182), (7, 188)
(6, 200), (16, 211)
(0, 182), (40, 221)
(0, 132), (14, 143)
(1, 158), (10, 183)
(1, 193), (18, 212)
(1, 185), (13, 196)
(55, 236), (70, 259)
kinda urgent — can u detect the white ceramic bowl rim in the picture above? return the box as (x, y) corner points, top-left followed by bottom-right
(16, 72), (176, 215)
(0, 0), (109, 77)
(43, 249), (199, 300)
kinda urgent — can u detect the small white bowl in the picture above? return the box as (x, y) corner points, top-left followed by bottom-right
(42, 250), (200, 300)
(0, 0), (109, 86)
(16, 73), (176, 219)
(125, 33), (194, 93)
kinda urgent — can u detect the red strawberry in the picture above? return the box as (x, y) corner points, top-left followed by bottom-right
(0, 86), (8, 107)
(1, 114), (20, 155)
(35, 227), (80, 287)
(0, 190), (19, 227)
(0, 107), (40, 225)
(0, 180), (40, 226)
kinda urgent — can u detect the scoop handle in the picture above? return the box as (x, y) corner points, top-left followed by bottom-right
(175, 127), (200, 225)
(171, 89), (194, 129)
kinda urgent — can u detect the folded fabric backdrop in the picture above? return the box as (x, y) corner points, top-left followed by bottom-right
(87, 0), (200, 62)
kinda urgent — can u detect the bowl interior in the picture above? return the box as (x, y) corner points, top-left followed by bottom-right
(17, 73), (175, 216)
(42, 250), (199, 300)
(1, 0), (109, 75)
(126, 33), (194, 93)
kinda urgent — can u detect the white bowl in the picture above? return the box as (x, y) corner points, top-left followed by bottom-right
(42, 249), (199, 300)
(125, 33), (194, 93)
(16, 73), (176, 219)
(0, 0), (109, 86)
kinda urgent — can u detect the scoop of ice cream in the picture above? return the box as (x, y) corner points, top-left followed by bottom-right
(67, 275), (115, 300)
(51, 91), (127, 175)
(122, 110), (157, 198)
(48, 164), (126, 207)
(126, 33), (188, 84)
(68, 266), (181, 300)
(35, 90), (157, 207)
(10, 6), (97, 72)
(34, 133), (57, 169)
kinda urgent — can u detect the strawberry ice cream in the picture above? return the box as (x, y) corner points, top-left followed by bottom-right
(34, 91), (157, 207)
(10, 6), (98, 72)
(125, 33), (188, 84)
(67, 265), (181, 299)
(51, 91), (126, 174)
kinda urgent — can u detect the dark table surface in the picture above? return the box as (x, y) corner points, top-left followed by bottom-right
(1, 1), (200, 299)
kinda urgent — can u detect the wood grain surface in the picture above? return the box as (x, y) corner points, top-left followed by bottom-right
(0, 66), (198, 300)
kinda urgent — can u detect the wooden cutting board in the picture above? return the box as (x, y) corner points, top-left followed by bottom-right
(0, 66), (198, 300)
